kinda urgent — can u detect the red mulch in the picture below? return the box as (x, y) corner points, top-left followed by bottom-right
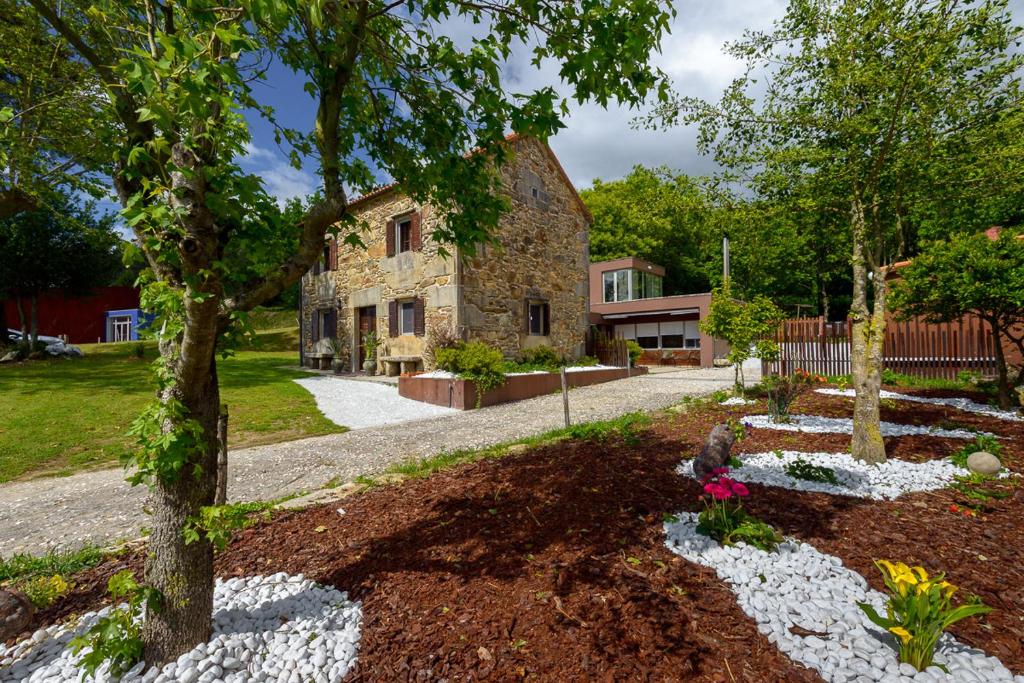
(11, 388), (1024, 681)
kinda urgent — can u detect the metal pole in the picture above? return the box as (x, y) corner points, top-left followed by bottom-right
(560, 367), (570, 427)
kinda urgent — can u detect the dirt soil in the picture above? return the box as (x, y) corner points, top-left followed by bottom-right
(11, 387), (1024, 682)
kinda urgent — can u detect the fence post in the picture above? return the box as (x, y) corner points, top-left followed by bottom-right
(560, 367), (570, 428)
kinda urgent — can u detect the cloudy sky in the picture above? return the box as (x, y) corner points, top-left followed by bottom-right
(238, 0), (790, 206)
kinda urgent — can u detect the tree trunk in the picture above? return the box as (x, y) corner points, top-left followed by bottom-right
(849, 197), (886, 464)
(215, 406), (228, 506)
(15, 297), (26, 340)
(988, 319), (1012, 409)
(0, 300), (8, 345)
(142, 327), (220, 664)
(29, 294), (38, 347)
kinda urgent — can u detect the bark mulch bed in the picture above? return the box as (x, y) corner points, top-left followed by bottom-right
(10, 388), (1024, 681)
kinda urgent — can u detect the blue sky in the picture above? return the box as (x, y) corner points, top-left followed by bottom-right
(97, 0), (1022, 224)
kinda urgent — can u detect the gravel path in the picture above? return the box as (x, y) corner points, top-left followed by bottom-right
(293, 376), (458, 428)
(0, 363), (754, 556)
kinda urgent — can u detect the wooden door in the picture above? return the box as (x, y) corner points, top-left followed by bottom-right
(358, 306), (376, 366)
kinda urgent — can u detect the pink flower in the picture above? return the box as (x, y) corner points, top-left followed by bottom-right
(731, 482), (750, 497)
(704, 483), (733, 500)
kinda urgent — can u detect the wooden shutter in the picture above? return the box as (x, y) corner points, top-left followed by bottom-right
(542, 303), (550, 336)
(329, 239), (338, 270)
(385, 219), (396, 257)
(327, 308), (338, 338)
(411, 211), (422, 251)
(388, 300), (399, 337)
(413, 297), (425, 336)
(312, 311), (321, 342)
(523, 300), (531, 334)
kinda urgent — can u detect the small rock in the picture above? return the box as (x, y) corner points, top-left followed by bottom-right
(966, 451), (1001, 476)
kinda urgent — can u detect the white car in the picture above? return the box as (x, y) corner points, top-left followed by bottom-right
(6, 329), (63, 344)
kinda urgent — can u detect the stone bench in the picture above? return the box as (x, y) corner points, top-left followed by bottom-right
(306, 352), (334, 370)
(379, 355), (422, 377)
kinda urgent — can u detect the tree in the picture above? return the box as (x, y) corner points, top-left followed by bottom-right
(699, 281), (783, 392)
(891, 229), (1024, 408)
(30, 0), (673, 663)
(582, 166), (715, 294)
(0, 0), (111, 219)
(0, 193), (123, 344)
(653, 0), (1022, 463)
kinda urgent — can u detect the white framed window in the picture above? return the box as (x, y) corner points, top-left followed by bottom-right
(396, 218), (413, 253)
(603, 272), (615, 303)
(399, 301), (415, 335)
(602, 268), (664, 302)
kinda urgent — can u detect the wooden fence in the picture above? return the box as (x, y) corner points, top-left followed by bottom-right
(586, 327), (630, 367)
(762, 316), (998, 380)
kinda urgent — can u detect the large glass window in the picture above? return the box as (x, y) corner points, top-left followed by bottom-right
(659, 321), (685, 349)
(635, 322), (659, 349)
(601, 268), (665, 302)
(614, 321), (699, 349)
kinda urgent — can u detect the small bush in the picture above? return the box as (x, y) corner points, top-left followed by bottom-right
(784, 457), (839, 485)
(132, 342), (145, 359)
(763, 369), (825, 422)
(949, 434), (1002, 469)
(626, 340), (643, 365)
(436, 341), (507, 406)
(422, 319), (460, 370)
(20, 574), (72, 608)
(519, 345), (562, 368)
(859, 561), (990, 671)
(696, 467), (781, 552)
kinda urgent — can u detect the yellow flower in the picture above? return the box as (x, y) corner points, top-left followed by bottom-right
(888, 626), (913, 645)
(937, 581), (957, 598)
(911, 566), (929, 582)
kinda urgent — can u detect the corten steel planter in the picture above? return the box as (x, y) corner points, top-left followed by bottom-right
(398, 366), (647, 410)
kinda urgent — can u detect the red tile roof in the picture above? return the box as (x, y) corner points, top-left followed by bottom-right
(344, 133), (592, 221)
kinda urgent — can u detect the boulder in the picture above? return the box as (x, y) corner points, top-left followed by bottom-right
(692, 423), (736, 480)
(966, 451), (1001, 476)
(0, 589), (35, 642)
(0, 350), (18, 363)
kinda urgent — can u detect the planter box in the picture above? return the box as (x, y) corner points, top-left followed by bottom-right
(398, 366), (648, 410)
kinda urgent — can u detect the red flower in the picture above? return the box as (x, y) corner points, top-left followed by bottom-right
(731, 482), (750, 497)
(949, 504), (959, 512)
(704, 482), (733, 500)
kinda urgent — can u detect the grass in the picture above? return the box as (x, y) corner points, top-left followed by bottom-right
(366, 412), (650, 485)
(0, 544), (112, 583)
(0, 325), (344, 482)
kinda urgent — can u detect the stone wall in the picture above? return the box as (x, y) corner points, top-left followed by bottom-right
(301, 194), (459, 372)
(301, 135), (590, 369)
(458, 136), (590, 358)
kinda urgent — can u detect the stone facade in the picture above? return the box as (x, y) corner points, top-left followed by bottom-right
(300, 135), (591, 372)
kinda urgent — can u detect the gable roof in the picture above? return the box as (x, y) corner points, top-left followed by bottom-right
(344, 133), (592, 222)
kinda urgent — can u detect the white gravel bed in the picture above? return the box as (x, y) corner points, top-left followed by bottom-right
(720, 396), (755, 406)
(0, 573), (361, 683)
(664, 514), (1022, 683)
(816, 388), (1023, 422)
(564, 364), (619, 372)
(416, 369), (456, 379)
(744, 414), (990, 440)
(294, 376), (457, 429)
(680, 451), (973, 500)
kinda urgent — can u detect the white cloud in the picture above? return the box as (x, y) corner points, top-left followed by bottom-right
(240, 143), (319, 207)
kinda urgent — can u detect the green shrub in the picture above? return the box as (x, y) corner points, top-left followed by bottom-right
(949, 434), (1002, 469)
(784, 457), (839, 485)
(626, 340), (643, 365)
(436, 341), (507, 406)
(519, 345), (562, 368)
(20, 574), (72, 608)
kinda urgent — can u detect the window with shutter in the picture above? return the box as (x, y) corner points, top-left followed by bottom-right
(388, 299), (399, 336)
(410, 211), (422, 251)
(527, 302), (550, 336)
(413, 297), (425, 336)
(385, 219), (396, 257)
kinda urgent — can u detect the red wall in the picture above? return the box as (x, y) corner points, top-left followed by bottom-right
(2, 287), (140, 344)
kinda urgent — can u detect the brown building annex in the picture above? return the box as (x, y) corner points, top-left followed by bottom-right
(588, 257), (720, 368)
(300, 134), (593, 374)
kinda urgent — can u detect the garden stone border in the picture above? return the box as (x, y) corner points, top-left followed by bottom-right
(664, 513), (1023, 683)
(0, 573), (362, 683)
(744, 414), (991, 440)
(679, 451), (978, 500)
(816, 389), (1022, 422)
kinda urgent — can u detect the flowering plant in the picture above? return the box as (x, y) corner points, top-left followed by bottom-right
(696, 468), (781, 551)
(762, 368), (825, 422)
(858, 560), (991, 671)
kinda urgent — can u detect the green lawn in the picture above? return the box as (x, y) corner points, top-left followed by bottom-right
(0, 327), (345, 483)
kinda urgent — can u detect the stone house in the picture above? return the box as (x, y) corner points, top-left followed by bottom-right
(300, 135), (592, 373)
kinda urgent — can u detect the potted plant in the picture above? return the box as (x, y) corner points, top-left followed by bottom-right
(361, 331), (381, 374)
(327, 338), (344, 374)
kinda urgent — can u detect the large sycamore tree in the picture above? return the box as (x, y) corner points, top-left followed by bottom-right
(29, 0), (673, 663)
(651, 0), (1022, 463)
(891, 229), (1024, 408)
